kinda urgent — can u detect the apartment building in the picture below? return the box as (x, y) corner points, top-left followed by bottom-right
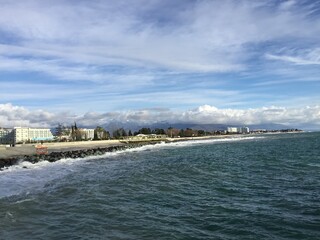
(13, 127), (54, 144)
(227, 126), (250, 134)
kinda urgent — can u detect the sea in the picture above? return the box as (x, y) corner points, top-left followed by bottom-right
(0, 132), (319, 240)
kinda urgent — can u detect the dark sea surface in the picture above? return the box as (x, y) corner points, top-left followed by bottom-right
(1, 132), (320, 239)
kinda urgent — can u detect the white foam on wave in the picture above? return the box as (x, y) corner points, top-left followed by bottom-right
(0, 136), (262, 199)
(160, 136), (262, 148)
(0, 151), (131, 199)
(112, 136), (263, 154)
(121, 136), (263, 153)
(0, 159), (79, 199)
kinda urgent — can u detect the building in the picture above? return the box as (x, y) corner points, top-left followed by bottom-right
(81, 128), (95, 140)
(13, 127), (54, 144)
(227, 126), (250, 134)
(227, 127), (238, 133)
(238, 127), (250, 134)
(1, 126), (94, 144)
(0, 128), (14, 144)
(125, 134), (167, 140)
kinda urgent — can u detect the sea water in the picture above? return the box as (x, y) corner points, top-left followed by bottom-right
(0, 132), (319, 239)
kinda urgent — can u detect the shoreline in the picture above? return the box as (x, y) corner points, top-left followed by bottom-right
(0, 132), (299, 170)
(0, 140), (164, 170)
(0, 134), (237, 159)
(0, 135), (235, 169)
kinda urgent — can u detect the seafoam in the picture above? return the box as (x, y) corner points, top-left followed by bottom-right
(0, 136), (262, 198)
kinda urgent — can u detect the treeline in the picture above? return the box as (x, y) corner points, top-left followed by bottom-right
(54, 123), (224, 141)
(111, 127), (215, 139)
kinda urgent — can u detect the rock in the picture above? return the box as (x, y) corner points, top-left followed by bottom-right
(0, 140), (165, 169)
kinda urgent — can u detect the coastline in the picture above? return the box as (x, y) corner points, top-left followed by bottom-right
(0, 133), (292, 170)
(0, 140), (160, 170)
(0, 135), (232, 158)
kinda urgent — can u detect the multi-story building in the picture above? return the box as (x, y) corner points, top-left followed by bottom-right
(1, 126), (95, 144)
(81, 128), (95, 140)
(13, 127), (54, 144)
(227, 126), (250, 134)
(227, 127), (238, 133)
(238, 127), (250, 134)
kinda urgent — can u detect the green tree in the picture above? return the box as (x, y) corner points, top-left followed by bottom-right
(71, 122), (83, 141)
(198, 130), (205, 136)
(179, 129), (185, 137)
(138, 128), (151, 134)
(113, 128), (127, 139)
(153, 128), (165, 134)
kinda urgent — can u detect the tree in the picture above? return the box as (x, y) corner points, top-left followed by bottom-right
(55, 123), (71, 141)
(94, 126), (109, 140)
(152, 128), (165, 135)
(128, 130), (133, 136)
(71, 122), (82, 141)
(167, 127), (179, 138)
(113, 128), (127, 139)
(179, 129), (185, 137)
(138, 128), (151, 134)
(198, 130), (205, 136)
(184, 128), (194, 137)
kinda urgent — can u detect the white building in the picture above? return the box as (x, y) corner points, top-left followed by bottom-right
(227, 127), (238, 133)
(14, 127), (54, 143)
(238, 127), (250, 134)
(81, 128), (95, 140)
(227, 126), (250, 134)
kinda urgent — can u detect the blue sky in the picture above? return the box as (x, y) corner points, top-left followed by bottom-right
(0, 0), (320, 129)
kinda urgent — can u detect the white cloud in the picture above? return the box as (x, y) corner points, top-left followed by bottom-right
(1, 103), (319, 129)
(0, 1), (320, 120)
(0, 0), (319, 76)
(0, 103), (57, 128)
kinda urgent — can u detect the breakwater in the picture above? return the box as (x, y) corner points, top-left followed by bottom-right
(0, 141), (164, 170)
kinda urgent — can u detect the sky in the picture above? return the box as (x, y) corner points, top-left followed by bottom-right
(0, 0), (320, 129)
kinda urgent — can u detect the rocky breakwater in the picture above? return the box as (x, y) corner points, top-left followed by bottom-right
(0, 141), (164, 170)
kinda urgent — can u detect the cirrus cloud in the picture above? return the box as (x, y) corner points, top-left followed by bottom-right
(0, 0), (320, 120)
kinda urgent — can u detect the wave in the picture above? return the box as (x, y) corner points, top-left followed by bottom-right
(1, 136), (262, 174)
(159, 136), (262, 147)
(0, 136), (262, 199)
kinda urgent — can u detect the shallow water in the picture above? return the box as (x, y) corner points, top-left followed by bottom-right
(1, 133), (319, 239)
